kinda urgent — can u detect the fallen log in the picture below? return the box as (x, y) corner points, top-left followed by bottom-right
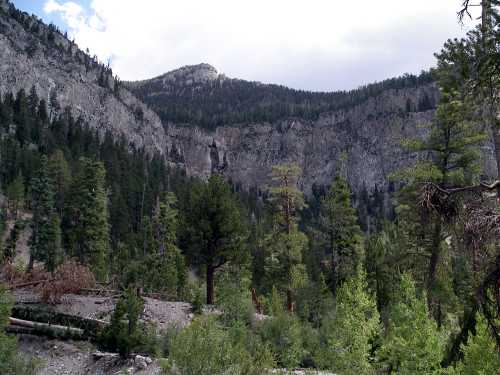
(8, 279), (54, 290)
(12, 304), (109, 337)
(9, 317), (85, 339)
(5, 325), (35, 335)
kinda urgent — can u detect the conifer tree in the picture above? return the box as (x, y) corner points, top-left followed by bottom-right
(450, 313), (500, 374)
(396, 72), (485, 315)
(319, 175), (363, 295)
(48, 150), (71, 216)
(265, 163), (308, 312)
(30, 155), (62, 272)
(376, 274), (445, 374)
(66, 158), (109, 280)
(315, 269), (381, 374)
(184, 175), (246, 304)
(146, 192), (186, 297)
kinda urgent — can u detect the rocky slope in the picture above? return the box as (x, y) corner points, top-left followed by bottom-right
(0, 0), (166, 154)
(0, 0), (496, 194)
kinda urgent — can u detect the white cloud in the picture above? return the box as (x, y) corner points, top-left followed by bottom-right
(44, 0), (481, 91)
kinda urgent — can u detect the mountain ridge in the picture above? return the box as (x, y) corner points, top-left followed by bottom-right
(0, 0), (496, 195)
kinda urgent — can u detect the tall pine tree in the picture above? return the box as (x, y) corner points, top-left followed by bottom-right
(66, 157), (109, 280)
(30, 155), (62, 272)
(319, 175), (363, 295)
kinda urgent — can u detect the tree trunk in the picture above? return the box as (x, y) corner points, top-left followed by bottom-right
(427, 220), (442, 310)
(494, 126), (500, 179)
(286, 288), (294, 313)
(206, 265), (215, 305)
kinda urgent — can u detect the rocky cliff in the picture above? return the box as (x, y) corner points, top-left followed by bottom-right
(0, 0), (167, 154)
(0, 0), (496, 194)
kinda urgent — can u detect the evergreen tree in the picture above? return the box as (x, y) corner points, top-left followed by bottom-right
(48, 150), (71, 216)
(184, 175), (246, 304)
(66, 158), (109, 280)
(376, 274), (445, 374)
(450, 313), (500, 374)
(319, 175), (363, 295)
(396, 72), (485, 316)
(315, 269), (381, 374)
(265, 163), (308, 311)
(30, 155), (62, 271)
(98, 287), (145, 358)
(142, 192), (186, 297)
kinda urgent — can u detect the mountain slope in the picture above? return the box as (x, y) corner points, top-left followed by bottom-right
(127, 64), (436, 130)
(0, 0), (496, 194)
(0, 0), (166, 154)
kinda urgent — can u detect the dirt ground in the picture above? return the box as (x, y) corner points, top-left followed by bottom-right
(14, 290), (194, 330)
(12, 289), (192, 374)
(17, 335), (163, 375)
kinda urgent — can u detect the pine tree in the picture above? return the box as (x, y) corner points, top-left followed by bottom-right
(319, 175), (363, 295)
(265, 163), (308, 312)
(446, 0), (500, 179)
(184, 176), (246, 304)
(48, 150), (71, 216)
(315, 269), (381, 374)
(376, 274), (445, 374)
(396, 73), (485, 315)
(30, 155), (62, 272)
(146, 192), (186, 297)
(66, 158), (109, 280)
(450, 313), (500, 374)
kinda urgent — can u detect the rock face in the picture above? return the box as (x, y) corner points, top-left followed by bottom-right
(128, 63), (222, 89)
(0, 0), (496, 194)
(0, 0), (167, 154)
(163, 88), (434, 194)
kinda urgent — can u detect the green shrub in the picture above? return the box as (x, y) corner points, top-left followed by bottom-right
(258, 310), (305, 368)
(216, 271), (254, 326)
(163, 317), (274, 375)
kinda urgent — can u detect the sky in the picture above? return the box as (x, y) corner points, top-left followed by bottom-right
(12, 0), (481, 92)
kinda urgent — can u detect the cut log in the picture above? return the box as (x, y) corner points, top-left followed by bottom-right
(9, 317), (84, 339)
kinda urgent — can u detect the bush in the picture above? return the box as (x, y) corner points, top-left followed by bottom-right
(97, 287), (157, 357)
(258, 310), (305, 368)
(216, 271), (254, 326)
(164, 317), (274, 375)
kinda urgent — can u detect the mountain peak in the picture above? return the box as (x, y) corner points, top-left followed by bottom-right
(158, 63), (221, 85)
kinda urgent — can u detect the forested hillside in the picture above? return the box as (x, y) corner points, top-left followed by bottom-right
(128, 65), (435, 129)
(0, 0), (499, 374)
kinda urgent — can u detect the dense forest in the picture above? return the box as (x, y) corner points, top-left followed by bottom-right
(0, 0), (499, 374)
(129, 70), (436, 130)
